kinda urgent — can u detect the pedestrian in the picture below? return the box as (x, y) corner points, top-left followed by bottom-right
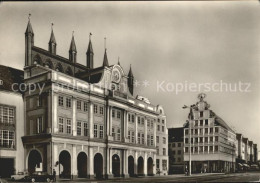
(185, 166), (188, 176)
(53, 169), (56, 182)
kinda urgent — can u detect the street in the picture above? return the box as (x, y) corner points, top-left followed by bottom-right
(2, 172), (260, 183)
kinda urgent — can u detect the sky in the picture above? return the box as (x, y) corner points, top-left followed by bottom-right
(0, 2), (259, 147)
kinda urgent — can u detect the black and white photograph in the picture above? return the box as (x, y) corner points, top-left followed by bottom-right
(0, 1), (259, 183)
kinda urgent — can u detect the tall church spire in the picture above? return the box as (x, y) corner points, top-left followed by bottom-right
(25, 13), (34, 66)
(102, 38), (109, 67)
(69, 31), (77, 63)
(48, 23), (57, 54)
(86, 33), (94, 69)
(128, 65), (134, 95)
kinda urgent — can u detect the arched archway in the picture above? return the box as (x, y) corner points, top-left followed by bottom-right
(59, 150), (71, 179)
(44, 59), (53, 69)
(28, 150), (42, 175)
(33, 54), (42, 65)
(66, 67), (73, 76)
(147, 157), (153, 176)
(94, 153), (103, 179)
(128, 156), (135, 177)
(77, 152), (87, 178)
(55, 63), (64, 73)
(112, 154), (120, 177)
(137, 157), (144, 176)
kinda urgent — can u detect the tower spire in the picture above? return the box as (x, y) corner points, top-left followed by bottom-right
(69, 31), (77, 63)
(25, 13), (34, 34)
(86, 32), (94, 69)
(128, 64), (134, 95)
(48, 23), (57, 54)
(103, 37), (109, 67)
(25, 13), (34, 66)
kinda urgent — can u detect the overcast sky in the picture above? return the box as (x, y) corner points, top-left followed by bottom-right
(0, 2), (259, 147)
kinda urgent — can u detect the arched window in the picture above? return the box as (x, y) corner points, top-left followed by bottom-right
(66, 67), (73, 76)
(55, 63), (64, 73)
(33, 54), (42, 65)
(44, 59), (53, 69)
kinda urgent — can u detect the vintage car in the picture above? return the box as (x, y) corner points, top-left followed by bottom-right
(11, 172), (28, 181)
(24, 172), (54, 182)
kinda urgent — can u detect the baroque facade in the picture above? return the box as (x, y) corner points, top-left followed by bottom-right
(21, 19), (168, 179)
(183, 94), (236, 173)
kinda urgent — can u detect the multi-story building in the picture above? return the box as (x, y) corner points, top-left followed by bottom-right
(0, 65), (24, 178)
(183, 94), (236, 173)
(20, 19), (168, 179)
(168, 127), (184, 174)
(236, 133), (258, 171)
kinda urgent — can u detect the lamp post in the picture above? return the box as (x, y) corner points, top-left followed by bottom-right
(183, 104), (195, 176)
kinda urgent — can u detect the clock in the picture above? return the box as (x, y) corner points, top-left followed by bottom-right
(112, 68), (121, 83)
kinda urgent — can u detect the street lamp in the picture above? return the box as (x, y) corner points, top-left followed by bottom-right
(183, 104), (195, 176)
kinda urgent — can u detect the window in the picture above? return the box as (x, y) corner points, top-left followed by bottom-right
(185, 147), (188, 153)
(117, 128), (121, 141)
(195, 137), (198, 143)
(151, 121), (154, 128)
(178, 150), (181, 155)
(100, 125), (104, 138)
(200, 146), (203, 152)
(58, 117), (64, 133)
(162, 120), (165, 124)
(58, 96), (63, 106)
(37, 117), (43, 134)
(195, 147), (198, 152)
(128, 131), (131, 139)
(138, 133), (141, 144)
(215, 145), (218, 151)
(210, 137), (213, 142)
(83, 122), (88, 136)
(162, 160), (167, 170)
(195, 120), (198, 126)
(205, 146), (208, 152)
(151, 135), (154, 146)
(191, 138), (194, 143)
(185, 129), (188, 135)
(215, 136), (218, 142)
(132, 131), (135, 143)
(158, 119), (160, 123)
(117, 111), (121, 119)
(94, 105), (98, 113)
(163, 137), (166, 144)
(0, 130), (15, 149)
(156, 159), (160, 169)
(141, 118), (144, 125)
(142, 134), (145, 144)
(77, 121), (81, 136)
(83, 102), (88, 112)
(215, 127), (219, 133)
(112, 128), (115, 139)
(210, 128), (213, 133)
(200, 111), (203, 117)
(162, 126), (165, 132)
(200, 137), (203, 143)
(163, 148), (166, 155)
(112, 110), (115, 118)
(173, 143), (176, 147)
(94, 124), (98, 138)
(66, 119), (71, 134)
(205, 137), (208, 143)
(199, 128), (203, 134)
(0, 106), (14, 124)
(66, 98), (71, 108)
(195, 129), (198, 134)
(37, 96), (43, 107)
(128, 114), (131, 122)
(210, 146), (213, 152)
(205, 128), (208, 134)
(185, 138), (188, 143)
(138, 117), (141, 124)
(200, 120), (203, 126)
(205, 119), (208, 125)
(178, 143), (181, 147)
(147, 135), (150, 146)
(77, 101), (81, 110)
(147, 120), (150, 127)
(131, 115), (135, 123)
(100, 106), (104, 115)
(157, 125), (160, 131)
(156, 136), (159, 143)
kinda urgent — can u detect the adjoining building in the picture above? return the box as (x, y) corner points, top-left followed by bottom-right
(0, 66), (24, 178)
(168, 127), (184, 174)
(183, 94), (236, 173)
(235, 133), (258, 171)
(20, 18), (168, 179)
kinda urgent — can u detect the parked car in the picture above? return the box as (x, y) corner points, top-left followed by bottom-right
(25, 172), (54, 182)
(11, 172), (28, 181)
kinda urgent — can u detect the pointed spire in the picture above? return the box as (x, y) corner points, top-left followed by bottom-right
(86, 32), (94, 69)
(103, 48), (109, 67)
(49, 23), (56, 44)
(25, 13), (34, 34)
(87, 33), (93, 53)
(117, 57), (120, 66)
(128, 64), (133, 77)
(69, 31), (77, 52)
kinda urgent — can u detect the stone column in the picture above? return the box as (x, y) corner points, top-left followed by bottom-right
(53, 144), (59, 180)
(53, 94), (58, 133)
(134, 151), (138, 175)
(72, 98), (77, 136)
(72, 145), (77, 179)
(106, 105), (110, 136)
(144, 118), (147, 146)
(153, 153), (157, 175)
(144, 152), (147, 176)
(89, 102), (94, 138)
(135, 115), (138, 144)
(153, 119), (156, 147)
(47, 90), (52, 133)
(123, 150), (129, 177)
(88, 147), (94, 178)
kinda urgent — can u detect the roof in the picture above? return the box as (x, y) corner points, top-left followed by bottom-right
(211, 111), (235, 133)
(168, 127), (184, 142)
(25, 21), (34, 34)
(87, 40), (94, 53)
(0, 65), (24, 93)
(49, 30), (56, 44)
